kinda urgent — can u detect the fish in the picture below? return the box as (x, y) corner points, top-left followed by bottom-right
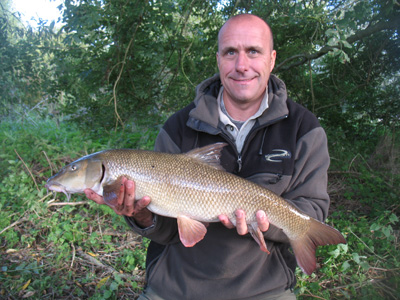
(45, 142), (346, 275)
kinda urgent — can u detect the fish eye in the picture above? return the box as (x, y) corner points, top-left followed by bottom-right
(70, 165), (77, 171)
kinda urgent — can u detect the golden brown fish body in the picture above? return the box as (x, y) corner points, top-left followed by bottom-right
(45, 143), (346, 274)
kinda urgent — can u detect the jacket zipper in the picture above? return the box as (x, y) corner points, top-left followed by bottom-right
(237, 155), (243, 172)
(218, 114), (288, 173)
(217, 132), (242, 172)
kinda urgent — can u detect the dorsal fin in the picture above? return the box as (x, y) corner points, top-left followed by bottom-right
(186, 143), (228, 171)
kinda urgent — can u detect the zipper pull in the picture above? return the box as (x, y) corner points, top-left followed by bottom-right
(237, 155), (242, 172)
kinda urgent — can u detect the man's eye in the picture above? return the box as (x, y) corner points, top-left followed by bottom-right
(249, 49), (258, 55)
(227, 50), (235, 55)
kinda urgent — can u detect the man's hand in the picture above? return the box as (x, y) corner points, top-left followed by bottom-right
(219, 209), (269, 234)
(84, 177), (154, 228)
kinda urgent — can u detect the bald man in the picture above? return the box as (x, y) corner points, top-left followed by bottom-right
(86, 14), (330, 300)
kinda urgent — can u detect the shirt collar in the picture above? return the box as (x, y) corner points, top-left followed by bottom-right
(217, 86), (269, 126)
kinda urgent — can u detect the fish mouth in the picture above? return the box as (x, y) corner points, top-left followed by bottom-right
(45, 182), (71, 201)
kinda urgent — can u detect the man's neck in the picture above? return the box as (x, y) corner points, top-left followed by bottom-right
(223, 95), (265, 122)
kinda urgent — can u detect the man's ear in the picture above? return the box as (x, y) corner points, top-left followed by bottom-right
(270, 50), (277, 72)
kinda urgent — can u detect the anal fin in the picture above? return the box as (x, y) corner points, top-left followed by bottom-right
(177, 215), (207, 247)
(248, 223), (270, 254)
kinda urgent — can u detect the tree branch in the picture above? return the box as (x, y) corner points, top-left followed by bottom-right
(275, 18), (400, 72)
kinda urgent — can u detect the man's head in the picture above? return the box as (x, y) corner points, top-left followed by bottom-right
(217, 14), (276, 115)
(218, 14), (274, 52)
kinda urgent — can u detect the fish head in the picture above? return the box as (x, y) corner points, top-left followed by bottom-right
(45, 156), (104, 200)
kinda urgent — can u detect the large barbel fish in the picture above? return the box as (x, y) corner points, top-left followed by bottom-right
(45, 143), (346, 274)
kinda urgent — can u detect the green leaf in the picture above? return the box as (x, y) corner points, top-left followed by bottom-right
(341, 261), (351, 272)
(109, 281), (119, 291)
(359, 262), (370, 271)
(341, 40), (352, 48)
(389, 214), (399, 224)
(382, 226), (392, 238)
(352, 252), (360, 264)
(370, 223), (381, 231)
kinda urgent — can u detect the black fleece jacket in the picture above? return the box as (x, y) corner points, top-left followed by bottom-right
(125, 74), (330, 299)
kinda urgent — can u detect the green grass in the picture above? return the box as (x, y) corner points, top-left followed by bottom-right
(1, 113), (399, 299)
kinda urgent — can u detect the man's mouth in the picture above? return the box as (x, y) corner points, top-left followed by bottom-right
(231, 77), (255, 84)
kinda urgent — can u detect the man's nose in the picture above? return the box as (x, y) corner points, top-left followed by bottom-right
(235, 52), (249, 73)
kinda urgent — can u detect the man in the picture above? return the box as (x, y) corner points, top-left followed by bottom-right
(86, 14), (330, 300)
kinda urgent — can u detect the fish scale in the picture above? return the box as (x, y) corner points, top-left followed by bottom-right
(45, 142), (346, 274)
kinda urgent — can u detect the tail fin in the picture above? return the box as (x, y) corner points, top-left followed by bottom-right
(290, 218), (346, 275)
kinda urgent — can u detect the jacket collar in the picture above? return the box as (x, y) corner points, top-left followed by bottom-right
(187, 74), (289, 133)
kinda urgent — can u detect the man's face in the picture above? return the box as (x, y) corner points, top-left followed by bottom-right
(217, 17), (276, 109)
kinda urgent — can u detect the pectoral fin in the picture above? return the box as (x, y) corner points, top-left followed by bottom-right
(177, 215), (207, 247)
(103, 176), (124, 207)
(248, 223), (270, 254)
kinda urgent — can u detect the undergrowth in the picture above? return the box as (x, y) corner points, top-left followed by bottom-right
(1, 113), (399, 299)
(0, 114), (156, 299)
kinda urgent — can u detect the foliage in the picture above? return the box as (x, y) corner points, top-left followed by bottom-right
(3, 0), (398, 131)
(51, 0), (223, 127)
(0, 0), (62, 119)
(0, 113), (156, 299)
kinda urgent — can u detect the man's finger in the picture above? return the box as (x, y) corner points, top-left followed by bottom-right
(218, 214), (235, 229)
(256, 210), (269, 232)
(135, 196), (151, 212)
(132, 196), (154, 228)
(122, 180), (136, 215)
(84, 189), (105, 204)
(125, 180), (136, 202)
(116, 177), (127, 207)
(235, 210), (248, 235)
